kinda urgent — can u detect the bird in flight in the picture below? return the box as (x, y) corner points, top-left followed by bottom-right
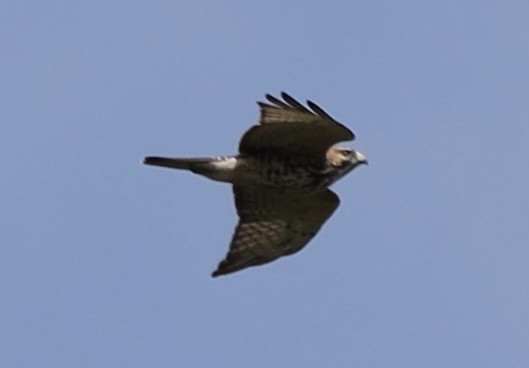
(144, 92), (367, 277)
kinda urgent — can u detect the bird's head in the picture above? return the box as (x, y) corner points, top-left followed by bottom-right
(326, 147), (368, 179)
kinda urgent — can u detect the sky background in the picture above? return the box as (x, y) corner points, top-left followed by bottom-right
(2, 1), (529, 367)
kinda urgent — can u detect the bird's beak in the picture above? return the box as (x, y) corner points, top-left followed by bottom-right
(355, 151), (368, 165)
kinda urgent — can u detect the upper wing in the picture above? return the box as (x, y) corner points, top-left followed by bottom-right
(211, 185), (340, 277)
(238, 92), (355, 162)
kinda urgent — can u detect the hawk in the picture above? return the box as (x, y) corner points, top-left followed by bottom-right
(144, 92), (367, 277)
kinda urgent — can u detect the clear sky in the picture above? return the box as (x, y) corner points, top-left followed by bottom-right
(2, 1), (529, 367)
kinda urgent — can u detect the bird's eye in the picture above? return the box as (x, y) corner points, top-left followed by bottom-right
(341, 149), (352, 156)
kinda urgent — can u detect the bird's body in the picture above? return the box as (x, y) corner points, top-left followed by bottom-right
(144, 92), (367, 277)
(145, 148), (365, 191)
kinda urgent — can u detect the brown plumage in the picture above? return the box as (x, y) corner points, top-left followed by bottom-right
(144, 92), (367, 277)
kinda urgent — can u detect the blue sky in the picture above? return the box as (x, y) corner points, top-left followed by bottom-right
(2, 1), (529, 367)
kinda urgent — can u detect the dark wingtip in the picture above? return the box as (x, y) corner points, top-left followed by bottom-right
(280, 91), (291, 100)
(306, 100), (356, 141)
(211, 260), (239, 278)
(211, 266), (228, 278)
(264, 93), (278, 105)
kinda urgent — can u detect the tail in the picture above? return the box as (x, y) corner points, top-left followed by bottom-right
(143, 156), (236, 183)
(143, 156), (215, 171)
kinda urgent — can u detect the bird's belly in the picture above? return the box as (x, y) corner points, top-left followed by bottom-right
(234, 156), (323, 190)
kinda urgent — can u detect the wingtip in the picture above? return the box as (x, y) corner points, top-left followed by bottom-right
(211, 260), (230, 277)
(211, 267), (229, 278)
(261, 91), (294, 101)
(259, 94), (276, 108)
(280, 91), (291, 100)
